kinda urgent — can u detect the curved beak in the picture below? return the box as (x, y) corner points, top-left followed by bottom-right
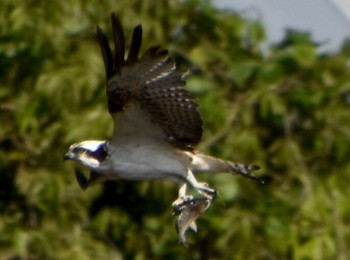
(63, 153), (73, 161)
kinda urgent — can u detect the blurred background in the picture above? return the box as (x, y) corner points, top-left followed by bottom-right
(218, 0), (350, 53)
(0, 0), (349, 259)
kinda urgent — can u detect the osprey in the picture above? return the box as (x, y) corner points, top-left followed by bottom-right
(64, 13), (268, 243)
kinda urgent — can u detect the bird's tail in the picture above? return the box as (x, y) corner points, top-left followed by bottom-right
(189, 153), (270, 184)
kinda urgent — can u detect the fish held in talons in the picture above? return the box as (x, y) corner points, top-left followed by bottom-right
(173, 197), (211, 246)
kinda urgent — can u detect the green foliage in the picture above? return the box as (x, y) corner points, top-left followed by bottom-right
(1, 0), (349, 259)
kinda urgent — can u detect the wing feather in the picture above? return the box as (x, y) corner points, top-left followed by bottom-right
(96, 26), (113, 78)
(127, 25), (142, 63)
(111, 13), (125, 72)
(98, 13), (203, 149)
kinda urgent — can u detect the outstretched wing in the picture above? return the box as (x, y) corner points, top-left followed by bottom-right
(96, 13), (203, 149)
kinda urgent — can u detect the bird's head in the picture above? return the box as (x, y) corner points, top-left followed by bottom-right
(64, 140), (108, 169)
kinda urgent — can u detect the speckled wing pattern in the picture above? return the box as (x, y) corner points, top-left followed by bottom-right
(96, 14), (203, 149)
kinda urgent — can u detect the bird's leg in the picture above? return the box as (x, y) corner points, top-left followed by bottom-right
(189, 153), (272, 185)
(178, 182), (187, 197)
(184, 169), (217, 200)
(225, 161), (272, 184)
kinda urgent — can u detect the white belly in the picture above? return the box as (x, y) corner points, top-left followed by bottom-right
(105, 138), (189, 181)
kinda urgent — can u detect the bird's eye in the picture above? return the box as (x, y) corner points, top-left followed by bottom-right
(73, 147), (85, 154)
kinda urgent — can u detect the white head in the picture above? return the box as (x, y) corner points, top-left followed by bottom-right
(64, 140), (108, 169)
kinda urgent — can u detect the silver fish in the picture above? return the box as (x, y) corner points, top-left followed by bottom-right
(173, 197), (211, 246)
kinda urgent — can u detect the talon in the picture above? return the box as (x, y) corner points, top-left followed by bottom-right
(228, 162), (271, 184)
(172, 195), (194, 216)
(206, 189), (217, 201)
(201, 185), (216, 201)
(257, 174), (273, 185)
(210, 189), (217, 200)
(248, 164), (260, 171)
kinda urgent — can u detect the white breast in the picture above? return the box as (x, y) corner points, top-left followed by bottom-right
(106, 136), (189, 181)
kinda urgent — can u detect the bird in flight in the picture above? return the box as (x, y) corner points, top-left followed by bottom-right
(64, 13), (268, 244)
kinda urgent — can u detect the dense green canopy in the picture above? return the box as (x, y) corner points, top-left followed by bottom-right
(1, 0), (349, 258)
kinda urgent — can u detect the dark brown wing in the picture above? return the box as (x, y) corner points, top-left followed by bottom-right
(96, 13), (203, 149)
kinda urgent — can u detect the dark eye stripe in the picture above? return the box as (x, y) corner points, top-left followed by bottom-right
(87, 143), (108, 163)
(73, 147), (85, 154)
(71, 143), (108, 163)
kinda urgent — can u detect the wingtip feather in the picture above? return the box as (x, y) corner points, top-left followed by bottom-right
(127, 25), (143, 63)
(96, 25), (113, 78)
(111, 13), (125, 69)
